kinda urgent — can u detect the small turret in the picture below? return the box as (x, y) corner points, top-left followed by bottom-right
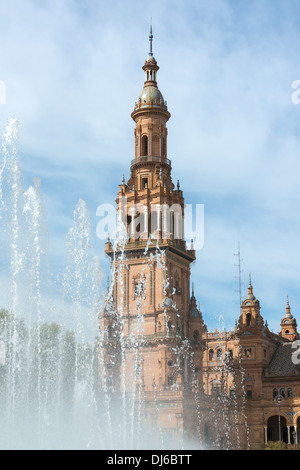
(238, 274), (264, 331)
(279, 296), (299, 341)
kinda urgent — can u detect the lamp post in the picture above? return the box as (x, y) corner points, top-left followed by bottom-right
(274, 394), (284, 450)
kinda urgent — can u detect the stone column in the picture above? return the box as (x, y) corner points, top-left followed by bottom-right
(264, 426), (268, 446)
(287, 426), (291, 445)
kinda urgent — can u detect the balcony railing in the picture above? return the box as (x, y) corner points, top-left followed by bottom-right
(131, 155), (171, 167)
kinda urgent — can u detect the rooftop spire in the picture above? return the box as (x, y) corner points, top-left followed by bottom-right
(285, 295), (292, 318)
(149, 19), (153, 56)
(244, 273), (256, 301)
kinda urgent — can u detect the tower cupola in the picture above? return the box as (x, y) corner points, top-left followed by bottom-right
(133, 25), (169, 116)
(280, 296), (299, 341)
(238, 275), (264, 331)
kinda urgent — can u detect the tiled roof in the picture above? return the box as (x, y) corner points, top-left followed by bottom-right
(266, 343), (299, 377)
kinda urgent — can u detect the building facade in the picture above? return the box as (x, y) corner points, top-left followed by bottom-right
(100, 31), (300, 450)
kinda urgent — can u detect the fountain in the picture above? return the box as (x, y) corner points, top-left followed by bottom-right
(0, 118), (249, 450)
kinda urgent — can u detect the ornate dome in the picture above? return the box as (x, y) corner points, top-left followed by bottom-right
(191, 308), (200, 318)
(245, 292), (256, 301)
(145, 54), (157, 64)
(139, 86), (164, 105)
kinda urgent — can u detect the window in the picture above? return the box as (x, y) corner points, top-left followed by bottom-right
(167, 376), (173, 386)
(280, 388), (285, 398)
(106, 325), (113, 340)
(288, 388), (292, 398)
(162, 137), (166, 157)
(142, 135), (148, 156)
(273, 388), (278, 398)
(142, 178), (148, 189)
(175, 280), (181, 295)
(209, 349), (214, 361)
(217, 348), (222, 360)
(247, 389), (253, 399)
(193, 330), (200, 342)
(244, 348), (252, 358)
(246, 313), (251, 326)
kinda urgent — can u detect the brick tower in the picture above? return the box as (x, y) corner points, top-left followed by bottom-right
(101, 27), (204, 445)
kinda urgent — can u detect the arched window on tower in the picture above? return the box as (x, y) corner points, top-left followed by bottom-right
(193, 330), (200, 342)
(246, 313), (251, 326)
(162, 137), (166, 157)
(217, 348), (222, 361)
(107, 325), (113, 340)
(142, 136), (148, 156)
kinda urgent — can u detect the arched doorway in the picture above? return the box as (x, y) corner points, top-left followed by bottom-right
(267, 415), (288, 444)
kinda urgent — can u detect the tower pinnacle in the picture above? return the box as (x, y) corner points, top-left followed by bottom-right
(149, 19), (153, 56)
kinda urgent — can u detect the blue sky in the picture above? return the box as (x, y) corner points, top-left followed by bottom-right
(0, 0), (300, 335)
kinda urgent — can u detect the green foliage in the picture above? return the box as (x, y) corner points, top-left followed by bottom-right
(265, 441), (287, 450)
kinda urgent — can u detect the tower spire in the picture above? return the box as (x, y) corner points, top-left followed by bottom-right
(286, 295), (291, 316)
(149, 19), (153, 56)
